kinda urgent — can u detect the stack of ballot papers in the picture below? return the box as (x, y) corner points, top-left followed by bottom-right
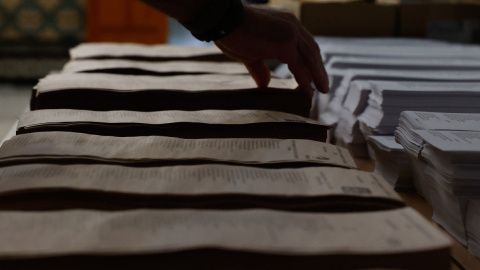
(0, 164), (404, 211)
(275, 36), (480, 119)
(314, 36), (451, 49)
(16, 109), (329, 142)
(395, 111), (480, 257)
(0, 43), (453, 269)
(275, 36), (454, 79)
(335, 80), (480, 157)
(0, 132), (356, 169)
(275, 37), (460, 117)
(321, 39), (480, 115)
(325, 56), (480, 71)
(69, 42), (229, 62)
(367, 136), (413, 192)
(61, 60), (250, 76)
(359, 81), (480, 135)
(324, 70), (480, 126)
(32, 73), (311, 117)
(318, 41), (480, 63)
(0, 208), (451, 270)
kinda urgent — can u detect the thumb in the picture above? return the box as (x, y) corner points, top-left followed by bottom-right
(244, 60), (271, 88)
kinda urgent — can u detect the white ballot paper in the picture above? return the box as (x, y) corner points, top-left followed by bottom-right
(35, 73), (298, 94)
(399, 111), (480, 132)
(357, 81), (480, 136)
(368, 81), (480, 108)
(61, 60), (249, 75)
(320, 70), (480, 125)
(0, 132), (356, 168)
(18, 109), (322, 129)
(0, 208), (451, 264)
(314, 36), (449, 48)
(368, 136), (405, 152)
(417, 130), (480, 155)
(70, 43), (223, 59)
(320, 42), (480, 62)
(0, 164), (401, 203)
(342, 80), (373, 116)
(325, 56), (480, 71)
(412, 130), (480, 179)
(367, 136), (413, 192)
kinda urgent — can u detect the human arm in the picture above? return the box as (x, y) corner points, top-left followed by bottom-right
(139, 0), (329, 97)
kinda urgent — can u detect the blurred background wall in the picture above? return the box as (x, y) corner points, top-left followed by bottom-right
(0, 0), (479, 82)
(0, 0), (86, 81)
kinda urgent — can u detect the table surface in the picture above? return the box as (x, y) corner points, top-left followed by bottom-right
(354, 158), (480, 270)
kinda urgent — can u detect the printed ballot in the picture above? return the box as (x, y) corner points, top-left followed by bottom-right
(32, 73), (311, 117)
(70, 43), (228, 61)
(16, 109), (328, 141)
(61, 60), (249, 76)
(0, 208), (451, 270)
(0, 164), (403, 211)
(0, 132), (356, 169)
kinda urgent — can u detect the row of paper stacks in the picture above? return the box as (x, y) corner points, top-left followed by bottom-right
(274, 36), (480, 260)
(0, 42), (452, 269)
(391, 110), (480, 259)
(274, 36), (480, 158)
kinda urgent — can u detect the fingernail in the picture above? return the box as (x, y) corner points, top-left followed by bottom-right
(310, 82), (318, 92)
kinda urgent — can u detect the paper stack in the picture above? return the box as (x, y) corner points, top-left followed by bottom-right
(318, 39), (480, 113)
(0, 164), (404, 211)
(314, 36), (451, 48)
(0, 208), (450, 270)
(395, 111), (480, 257)
(0, 43), (451, 268)
(318, 41), (480, 63)
(69, 42), (228, 61)
(275, 37), (480, 115)
(0, 131), (355, 169)
(323, 70), (480, 126)
(61, 59), (250, 76)
(336, 80), (480, 157)
(275, 37), (456, 116)
(367, 136), (413, 192)
(325, 56), (480, 72)
(32, 73), (312, 117)
(16, 109), (329, 141)
(359, 81), (480, 135)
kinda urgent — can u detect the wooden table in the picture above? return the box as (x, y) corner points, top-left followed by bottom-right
(354, 158), (480, 270)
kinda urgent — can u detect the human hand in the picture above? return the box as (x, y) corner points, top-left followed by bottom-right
(215, 4), (329, 98)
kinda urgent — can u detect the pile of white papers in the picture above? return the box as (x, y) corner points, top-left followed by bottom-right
(0, 131), (357, 169)
(61, 60), (249, 75)
(319, 41), (480, 63)
(367, 136), (413, 192)
(69, 43), (224, 61)
(0, 208), (451, 269)
(336, 80), (480, 157)
(0, 164), (404, 211)
(272, 37), (480, 160)
(274, 37), (462, 119)
(317, 39), (480, 117)
(323, 70), (480, 126)
(16, 109), (329, 141)
(359, 81), (480, 135)
(325, 56), (480, 71)
(395, 111), (480, 257)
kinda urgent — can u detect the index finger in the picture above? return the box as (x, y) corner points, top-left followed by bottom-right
(298, 34), (329, 94)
